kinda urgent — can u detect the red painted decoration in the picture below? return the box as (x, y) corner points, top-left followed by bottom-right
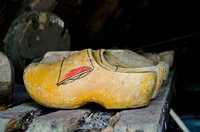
(60, 66), (92, 82)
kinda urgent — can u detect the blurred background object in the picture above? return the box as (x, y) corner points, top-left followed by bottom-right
(3, 11), (70, 78)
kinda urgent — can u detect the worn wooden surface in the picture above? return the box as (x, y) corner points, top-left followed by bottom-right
(0, 70), (174, 131)
(0, 103), (41, 132)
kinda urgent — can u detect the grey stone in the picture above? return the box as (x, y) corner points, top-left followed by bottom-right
(0, 52), (14, 103)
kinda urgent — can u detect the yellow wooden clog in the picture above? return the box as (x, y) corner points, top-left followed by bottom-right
(23, 49), (168, 109)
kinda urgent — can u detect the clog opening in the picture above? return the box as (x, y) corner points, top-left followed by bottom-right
(103, 51), (128, 68)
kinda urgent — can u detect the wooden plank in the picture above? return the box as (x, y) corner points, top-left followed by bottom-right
(26, 108), (121, 132)
(0, 102), (41, 132)
(26, 109), (91, 132)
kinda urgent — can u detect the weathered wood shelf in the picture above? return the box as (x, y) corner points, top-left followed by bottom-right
(0, 70), (174, 132)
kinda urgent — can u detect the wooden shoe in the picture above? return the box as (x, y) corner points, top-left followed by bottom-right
(23, 49), (168, 109)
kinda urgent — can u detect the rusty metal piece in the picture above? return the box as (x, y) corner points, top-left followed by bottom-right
(4, 11), (70, 73)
